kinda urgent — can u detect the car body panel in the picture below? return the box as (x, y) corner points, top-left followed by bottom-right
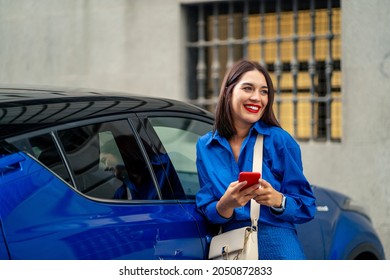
(0, 222), (9, 259)
(0, 152), (206, 260)
(297, 186), (385, 260)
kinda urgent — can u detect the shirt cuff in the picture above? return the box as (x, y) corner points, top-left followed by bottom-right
(206, 201), (234, 224)
(271, 194), (286, 213)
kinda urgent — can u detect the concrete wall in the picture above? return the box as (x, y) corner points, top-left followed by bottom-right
(301, 0), (390, 258)
(0, 0), (185, 100)
(1, 0), (389, 259)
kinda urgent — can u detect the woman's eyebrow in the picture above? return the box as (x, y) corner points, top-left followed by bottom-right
(240, 82), (268, 89)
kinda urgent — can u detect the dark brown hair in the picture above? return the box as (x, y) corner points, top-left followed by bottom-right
(214, 59), (280, 139)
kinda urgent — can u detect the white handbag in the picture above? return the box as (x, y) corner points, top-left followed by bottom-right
(208, 134), (263, 260)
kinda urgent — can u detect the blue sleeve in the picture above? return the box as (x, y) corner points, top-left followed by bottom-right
(272, 135), (316, 224)
(195, 139), (233, 224)
(113, 184), (127, 199)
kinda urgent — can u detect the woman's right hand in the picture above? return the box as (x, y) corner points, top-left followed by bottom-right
(216, 180), (260, 218)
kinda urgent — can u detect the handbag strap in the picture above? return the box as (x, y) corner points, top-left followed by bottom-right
(250, 134), (263, 228)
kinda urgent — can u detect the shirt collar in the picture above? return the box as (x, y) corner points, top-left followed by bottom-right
(252, 120), (271, 136)
(207, 120), (271, 146)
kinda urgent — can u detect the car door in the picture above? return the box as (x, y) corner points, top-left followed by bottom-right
(1, 116), (207, 259)
(137, 113), (217, 256)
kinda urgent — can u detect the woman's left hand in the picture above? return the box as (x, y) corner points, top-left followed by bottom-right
(251, 179), (284, 208)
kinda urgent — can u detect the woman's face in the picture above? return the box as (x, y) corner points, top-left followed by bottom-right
(100, 152), (128, 180)
(230, 69), (269, 130)
(100, 152), (120, 171)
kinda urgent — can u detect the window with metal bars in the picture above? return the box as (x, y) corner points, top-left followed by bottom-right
(184, 0), (341, 142)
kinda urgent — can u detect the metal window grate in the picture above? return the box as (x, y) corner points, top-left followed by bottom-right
(184, 0), (341, 142)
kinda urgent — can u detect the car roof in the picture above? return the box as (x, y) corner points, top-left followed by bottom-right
(0, 86), (214, 139)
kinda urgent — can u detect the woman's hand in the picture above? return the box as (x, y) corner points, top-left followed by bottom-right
(252, 179), (284, 208)
(216, 180), (260, 218)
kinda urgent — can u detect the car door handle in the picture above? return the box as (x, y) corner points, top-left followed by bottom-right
(0, 153), (25, 176)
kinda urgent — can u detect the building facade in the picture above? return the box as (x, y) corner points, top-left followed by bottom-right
(1, 0), (390, 258)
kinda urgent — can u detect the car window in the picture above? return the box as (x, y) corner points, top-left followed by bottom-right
(57, 120), (160, 201)
(131, 118), (186, 200)
(148, 117), (212, 199)
(10, 134), (72, 185)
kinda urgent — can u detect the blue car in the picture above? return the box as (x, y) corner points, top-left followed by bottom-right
(0, 87), (385, 260)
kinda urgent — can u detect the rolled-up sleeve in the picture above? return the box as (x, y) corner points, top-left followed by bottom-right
(266, 132), (316, 224)
(195, 139), (233, 224)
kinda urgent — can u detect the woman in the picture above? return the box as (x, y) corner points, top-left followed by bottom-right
(195, 59), (316, 259)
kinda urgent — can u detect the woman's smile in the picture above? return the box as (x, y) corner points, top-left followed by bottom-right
(244, 104), (261, 113)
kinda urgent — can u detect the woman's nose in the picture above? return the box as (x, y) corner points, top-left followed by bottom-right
(249, 90), (261, 100)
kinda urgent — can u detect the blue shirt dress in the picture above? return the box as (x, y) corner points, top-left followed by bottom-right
(195, 121), (316, 259)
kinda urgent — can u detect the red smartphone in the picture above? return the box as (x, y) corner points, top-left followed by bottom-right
(238, 172), (261, 191)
